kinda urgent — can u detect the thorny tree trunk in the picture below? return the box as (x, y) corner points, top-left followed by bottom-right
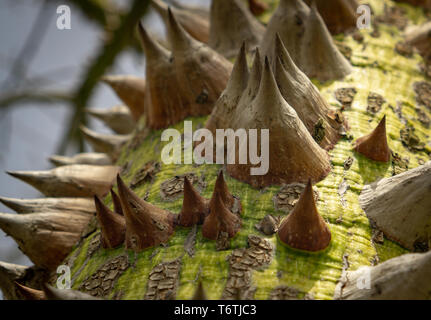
(1, 0), (431, 300)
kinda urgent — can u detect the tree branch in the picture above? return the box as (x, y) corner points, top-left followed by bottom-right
(0, 91), (72, 109)
(1, 1), (54, 91)
(57, 0), (150, 154)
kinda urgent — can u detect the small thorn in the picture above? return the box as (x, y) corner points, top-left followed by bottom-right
(192, 281), (208, 300)
(273, 34), (344, 150)
(305, 0), (358, 34)
(139, 27), (189, 130)
(94, 195), (126, 249)
(0, 212), (92, 270)
(49, 155), (71, 167)
(49, 152), (113, 167)
(222, 46), (262, 132)
(202, 190), (241, 241)
(0, 197), (95, 215)
(167, 7), (196, 52)
(210, 171), (236, 211)
(151, 0), (210, 43)
(144, 7), (232, 130)
(178, 177), (209, 227)
(205, 43), (249, 134)
(14, 282), (45, 300)
(255, 56), (284, 107)
(137, 22), (171, 61)
(249, 54), (291, 117)
(354, 116), (391, 162)
(0, 262), (47, 300)
(86, 105), (135, 135)
(277, 179), (331, 251)
(43, 283), (101, 300)
(110, 189), (123, 216)
(227, 42), (250, 94)
(359, 161), (431, 251)
(226, 54), (331, 187)
(260, 0), (310, 68)
(0, 197), (28, 213)
(237, 47), (262, 112)
(6, 170), (48, 184)
(6, 165), (119, 198)
(335, 251), (431, 299)
(273, 33), (302, 78)
(0, 261), (28, 299)
(157, 9), (233, 126)
(300, 2), (352, 81)
(101, 75), (146, 120)
(116, 175), (175, 251)
(208, 0), (265, 58)
(80, 126), (131, 160)
(250, 47), (262, 89)
(0, 261), (28, 281)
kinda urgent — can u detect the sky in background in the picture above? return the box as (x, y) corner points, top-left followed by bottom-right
(0, 0), (209, 299)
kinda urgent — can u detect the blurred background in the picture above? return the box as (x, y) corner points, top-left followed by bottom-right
(0, 0), (209, 299)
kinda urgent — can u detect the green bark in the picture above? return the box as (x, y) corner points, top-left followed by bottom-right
(65, 0), (431, 300)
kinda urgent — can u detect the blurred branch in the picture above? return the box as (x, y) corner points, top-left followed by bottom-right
(57, 0), (150, 154)
(1, 1), (53, 91)
(0, 0), (149, 155)
(18, 66), (79, 88)
(0, 91), (72, 109)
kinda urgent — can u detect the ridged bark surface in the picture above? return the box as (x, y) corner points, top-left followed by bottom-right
(2, 0), (431, 300)
(47, 0), (431, 300)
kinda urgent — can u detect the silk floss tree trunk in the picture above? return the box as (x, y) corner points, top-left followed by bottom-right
(1, 0), (431, 300)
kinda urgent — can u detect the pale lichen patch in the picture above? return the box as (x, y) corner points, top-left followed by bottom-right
(269, 285), (314, 300)
(160, 173), (206, 201)
(273, 183), (319, 213)
(145, 258), (182, 300)
(79, 254), (129, 298)
(414, 81), (431, 110)
(222, 235), (273, 299)
(129, 161), (160, 189)
(334, 87), (357, 108)
(255, 214), (281, 235)
(367, 92), (386, 114)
